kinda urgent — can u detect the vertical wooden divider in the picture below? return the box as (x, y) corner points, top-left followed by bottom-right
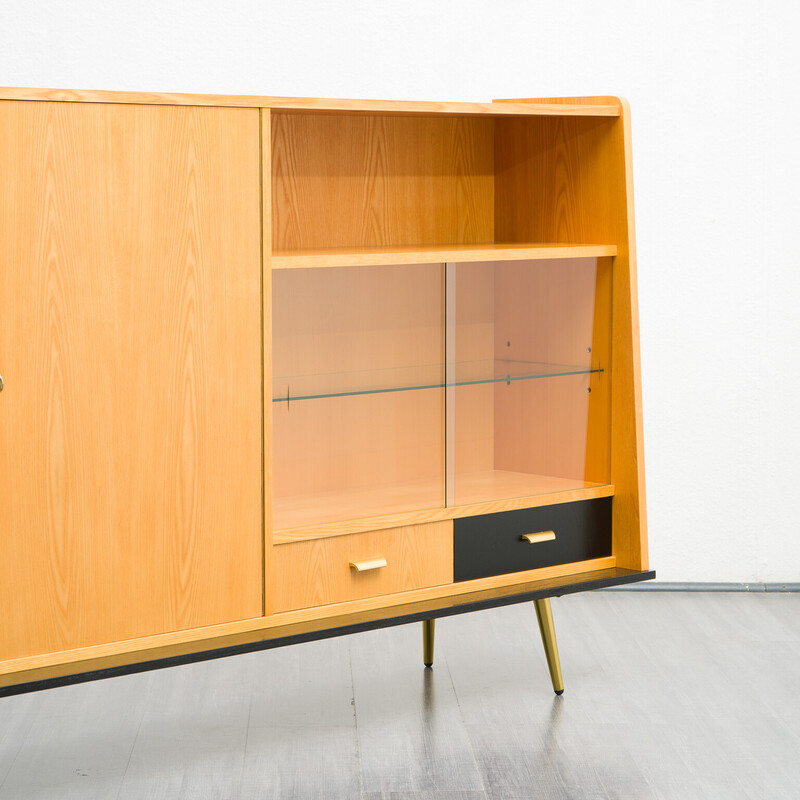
(445, 262), (457, 508)
(262, 108), (274, 616)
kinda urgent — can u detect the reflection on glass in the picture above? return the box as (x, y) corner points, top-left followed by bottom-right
(271, 257), (612, 532)
(449, 258), (612, 506)
(272, 264), (444, 531)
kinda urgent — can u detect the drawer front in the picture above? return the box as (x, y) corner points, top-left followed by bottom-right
(273, 521), (453, 612)
(453, 498), (612, 582)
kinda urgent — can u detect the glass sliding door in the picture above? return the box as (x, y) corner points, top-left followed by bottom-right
(271, 256), (612, 534)
(448, 257), (612, 506)
(272, 263), (445, 531)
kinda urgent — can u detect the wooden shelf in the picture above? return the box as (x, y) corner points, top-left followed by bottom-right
(453, 471), (607, 507)
(272, 243), (617, 269)
(273, 471), (614, 542)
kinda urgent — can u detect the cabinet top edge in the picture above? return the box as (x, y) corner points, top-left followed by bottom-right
(0, 87), (621, 117)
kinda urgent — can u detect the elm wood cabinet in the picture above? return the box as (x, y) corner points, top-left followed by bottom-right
(0, 88), (652, 697)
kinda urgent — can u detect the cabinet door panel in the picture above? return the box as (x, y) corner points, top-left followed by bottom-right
(0, 101), (263, 660)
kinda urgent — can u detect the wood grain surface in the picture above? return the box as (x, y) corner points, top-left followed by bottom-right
(272, 243), (617, 269)
(494, 100), (647, 570)
(273, 479), (613, 543)
(273, 522), (453, 611)
(272, 113), (494, 250)
(0, 561), (624, 688)
(0, 86), (621, 116)
(0, 100), (264, 661)
(261, 108), (274, 616)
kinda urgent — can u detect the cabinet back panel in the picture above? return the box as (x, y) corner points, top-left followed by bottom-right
(272, 113), (494, 250)
(0, 101), (264, 660)
(494, 116), (618, 244)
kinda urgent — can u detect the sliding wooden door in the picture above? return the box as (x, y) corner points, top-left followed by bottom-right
(0, 100), (263, 660)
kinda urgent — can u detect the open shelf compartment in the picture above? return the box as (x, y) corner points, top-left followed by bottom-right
(270, 111), (621, 257)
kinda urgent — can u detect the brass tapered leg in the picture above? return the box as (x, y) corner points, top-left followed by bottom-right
(422, 619), (435, 667)
(534, 598), (564, 695)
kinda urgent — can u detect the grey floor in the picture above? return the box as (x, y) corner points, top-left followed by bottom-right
(0, 591), (798, 800)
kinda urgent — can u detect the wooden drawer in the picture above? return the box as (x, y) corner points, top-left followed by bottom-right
(453, 498), (612, 582)
(273, 521), (453, 612)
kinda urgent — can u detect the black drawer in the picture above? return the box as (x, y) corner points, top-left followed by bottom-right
(453, 497), (612, 582)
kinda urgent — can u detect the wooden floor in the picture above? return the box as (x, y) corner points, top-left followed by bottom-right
(0, 591), (798, 799)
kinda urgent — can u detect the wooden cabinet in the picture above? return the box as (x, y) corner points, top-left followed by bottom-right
(0, 88), (652, 696)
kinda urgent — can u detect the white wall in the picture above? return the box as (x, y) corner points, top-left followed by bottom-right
(2, 1), (799, 583)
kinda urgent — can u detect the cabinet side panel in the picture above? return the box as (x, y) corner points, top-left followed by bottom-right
(0, 101), (264, 660)
(494, 109), (647, 569)
(272, 113), (494, 249)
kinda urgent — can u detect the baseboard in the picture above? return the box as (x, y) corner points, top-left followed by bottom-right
(601, 582), (800, 592)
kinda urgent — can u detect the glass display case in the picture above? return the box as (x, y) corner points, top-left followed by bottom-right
(272, 256), (611, 534)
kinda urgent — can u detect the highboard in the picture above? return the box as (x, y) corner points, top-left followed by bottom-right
(0, 88), (653, 696)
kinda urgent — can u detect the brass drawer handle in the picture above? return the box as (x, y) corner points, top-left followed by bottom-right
(349, 557), (387, 572)
(521, 531), (556, 544)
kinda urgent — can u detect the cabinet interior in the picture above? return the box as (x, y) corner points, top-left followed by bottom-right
(270, 110), (618, 536)
(271, 111), (619, 253)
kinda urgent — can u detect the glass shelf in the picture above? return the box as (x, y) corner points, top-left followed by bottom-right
(272, 359), (602, 403)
